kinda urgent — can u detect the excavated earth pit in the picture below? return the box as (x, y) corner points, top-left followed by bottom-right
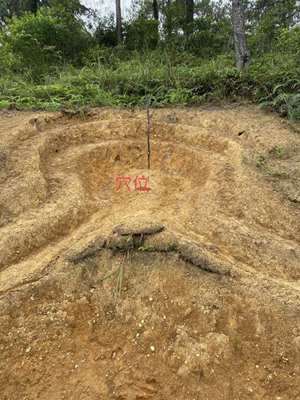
(0, 106), (300, 399)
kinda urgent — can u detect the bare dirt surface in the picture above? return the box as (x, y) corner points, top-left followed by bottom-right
(0, 105), (299, 399)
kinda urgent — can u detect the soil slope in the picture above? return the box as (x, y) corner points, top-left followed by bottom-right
(0, 106), (299, 400)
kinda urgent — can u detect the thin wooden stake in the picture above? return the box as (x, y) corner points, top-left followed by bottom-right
(146, 105), (151, 170)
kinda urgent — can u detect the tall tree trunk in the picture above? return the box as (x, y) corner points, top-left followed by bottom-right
(153, 0), (159, 46)
(185, 0), (194, 35)
(28, 0), (39, 14)
(232, 0), (250, 71)
(116, 0), (122, 44)
(153, 0), (159, 21)
(164, 0), (172, 40)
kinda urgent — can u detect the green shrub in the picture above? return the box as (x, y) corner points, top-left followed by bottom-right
(94, 16), (118, 48)
(276, 27), (300, 56)
(0, 48), (299, 120)
(3, 12), (61, 76)
(1, 8), (91, 78)
(124, 18), (159, 51)
(0, 36), (16, 73)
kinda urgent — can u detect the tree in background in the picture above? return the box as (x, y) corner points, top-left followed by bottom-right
(0, 0), (299, 118)
(185, 0), (194, 36)
(232, 0), (250, 70)
(152, 0), (159, 41)
(247, 0), (300, 54)
(0, 0), (44, 19)
(27, 0), (39, 14)
(123, 0), (159, 50)
(0, 0), (91, 77)
(116, 0), (122, 43)
(153, 0), (159, 20)
(94, 15), (118, 47)
(0, 0), (91, 23)
(161, 0), (172, 40)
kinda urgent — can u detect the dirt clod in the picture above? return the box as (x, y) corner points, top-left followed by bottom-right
(113, 222), (165, 236)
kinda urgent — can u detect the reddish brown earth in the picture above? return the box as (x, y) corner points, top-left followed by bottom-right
(0, 106), (299, 400)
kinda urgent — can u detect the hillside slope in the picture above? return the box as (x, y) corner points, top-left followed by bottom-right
(0, 106), (299, 400)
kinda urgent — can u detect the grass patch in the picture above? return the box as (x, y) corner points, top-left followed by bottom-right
(0, 51), (299, 120)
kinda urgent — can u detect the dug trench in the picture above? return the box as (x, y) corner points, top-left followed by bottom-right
(0, 106), (299, 399)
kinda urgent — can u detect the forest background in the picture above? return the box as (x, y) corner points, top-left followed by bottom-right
(0, 0), (299, 120)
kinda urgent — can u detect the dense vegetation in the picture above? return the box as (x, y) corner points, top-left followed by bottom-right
(0, 0), (299, 120)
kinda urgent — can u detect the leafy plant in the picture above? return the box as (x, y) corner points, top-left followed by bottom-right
(256, 155), (267, 168)
(1, 7), (91, 78)
(269, 145), (285, 158)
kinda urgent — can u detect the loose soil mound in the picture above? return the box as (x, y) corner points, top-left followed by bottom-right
(0, 106), (299, 399)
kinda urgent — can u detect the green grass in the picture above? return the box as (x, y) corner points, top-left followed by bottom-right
(269, 145), (286, 158)
(0, 51), (299, 120)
